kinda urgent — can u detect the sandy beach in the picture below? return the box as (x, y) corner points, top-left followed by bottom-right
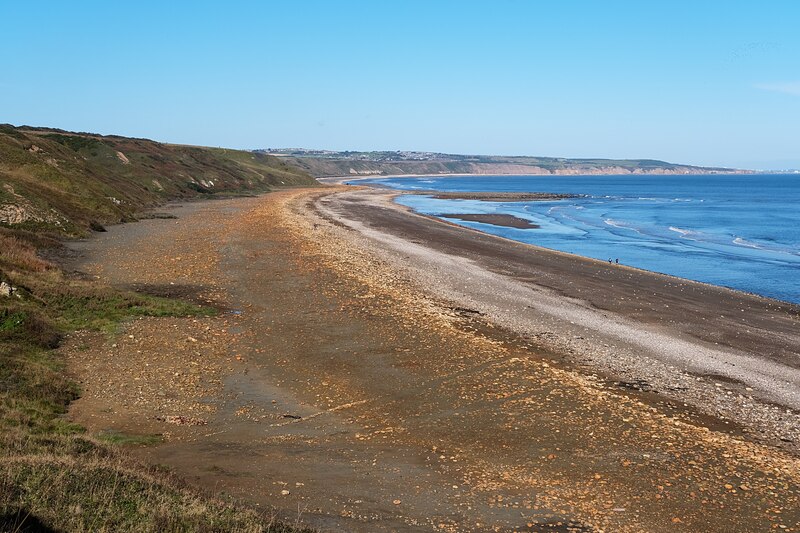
(60, 186), (800, 532)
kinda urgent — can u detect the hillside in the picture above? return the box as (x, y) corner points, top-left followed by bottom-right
(262, 149), (739, 178)
(0, 125), (317, 531)
(0, 125), (317, 236)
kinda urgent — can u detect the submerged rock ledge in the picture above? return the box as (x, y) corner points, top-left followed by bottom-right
(425, 191), (578, 201)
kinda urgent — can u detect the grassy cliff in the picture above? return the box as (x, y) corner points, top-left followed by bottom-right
(0, 125), (316, 532)
(0, 125), (317, 236)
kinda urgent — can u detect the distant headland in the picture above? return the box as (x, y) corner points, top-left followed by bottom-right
(259, 148), (749, 178)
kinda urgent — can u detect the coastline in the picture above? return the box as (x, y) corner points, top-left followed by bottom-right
(338, 176), (800, 307)
(314, 187), (800, 442)
(350, 182), (799, 310)
(60, 187), (800, 532)
(409, 199), (800, 310)
(316, 169), (762, 187)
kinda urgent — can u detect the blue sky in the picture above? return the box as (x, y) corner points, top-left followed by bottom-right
(2, 1), (799, 169)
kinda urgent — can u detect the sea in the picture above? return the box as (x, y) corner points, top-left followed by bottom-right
(355, 174), (800, 305)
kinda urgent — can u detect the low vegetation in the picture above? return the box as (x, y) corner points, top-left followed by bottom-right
(0, 126), (317, 531)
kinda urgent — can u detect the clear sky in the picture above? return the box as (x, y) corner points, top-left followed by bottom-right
(2, 1), (799, 169)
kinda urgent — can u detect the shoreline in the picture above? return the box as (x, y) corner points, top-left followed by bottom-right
(347, 178), (800, 308)
(60, 188), (800, 531)
(314, 187), (800, 446)
(414, 202), (800, 310)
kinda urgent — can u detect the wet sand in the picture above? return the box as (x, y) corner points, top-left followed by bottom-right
(61, 188), (800, 532)
(439, 213), (540, 229)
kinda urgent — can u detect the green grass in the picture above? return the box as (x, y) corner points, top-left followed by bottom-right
(45, 133), (104, 153)
(96, 430), (164, 447)
(42, 282), (216, 334)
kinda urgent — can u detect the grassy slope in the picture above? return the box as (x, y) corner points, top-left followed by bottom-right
(0, 125), (316, 532)
(0, 124), (317, 236)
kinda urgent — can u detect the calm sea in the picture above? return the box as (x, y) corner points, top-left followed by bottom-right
(356, 174), (800, 304)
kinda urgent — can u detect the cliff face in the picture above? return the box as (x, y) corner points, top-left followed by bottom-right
(283, 156), (742, 178)
(0, 125), (317, 235)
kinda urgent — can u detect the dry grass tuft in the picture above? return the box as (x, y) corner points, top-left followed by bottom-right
(0, 438), (304, 532)
(0, 233), (54, 273)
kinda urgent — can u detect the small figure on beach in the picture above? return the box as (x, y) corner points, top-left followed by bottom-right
(608, 258), (612, 264)
(615, 258), (619, 264)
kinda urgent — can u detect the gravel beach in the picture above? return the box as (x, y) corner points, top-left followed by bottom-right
(315, 186), (800, 452)
(60, 187), (800, 532)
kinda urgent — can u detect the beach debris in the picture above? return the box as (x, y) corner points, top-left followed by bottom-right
(616, 379), (653, 392)
(156, 415), (207, 426)
(282, 414), (302, 420)
(449, 306), (485, 316)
